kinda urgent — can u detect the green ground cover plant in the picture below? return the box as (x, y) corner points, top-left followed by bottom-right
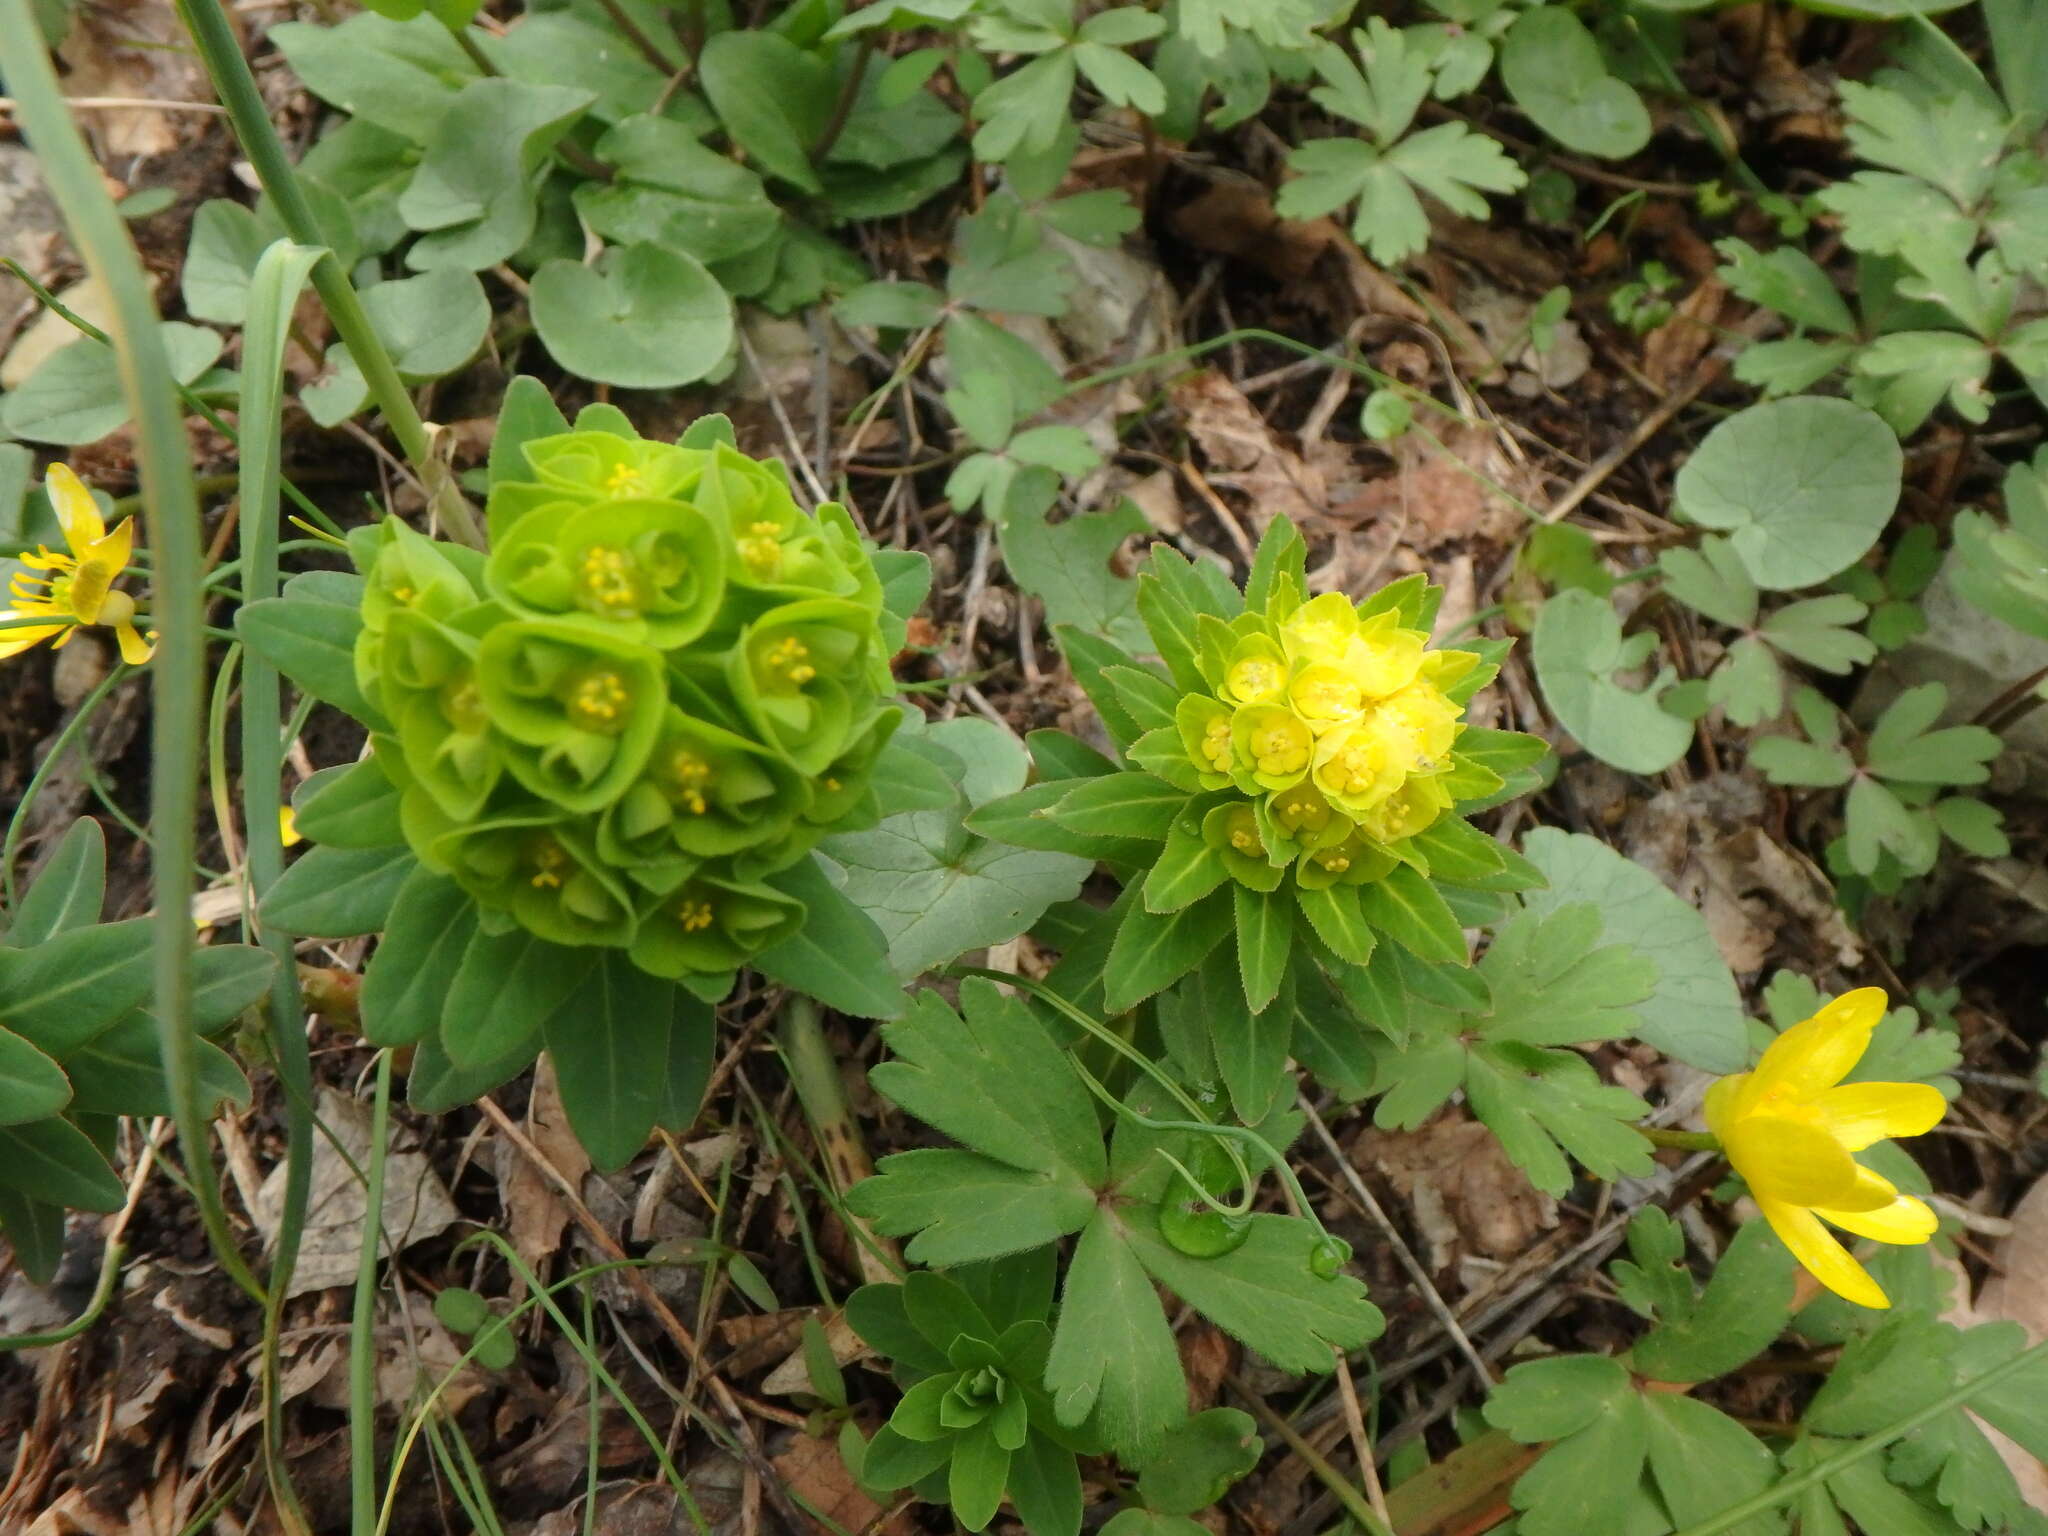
(2, 0), (2047, 1532)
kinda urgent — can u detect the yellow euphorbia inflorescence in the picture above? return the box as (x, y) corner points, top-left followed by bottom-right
(1707, 987), (1946, 1309)
(1, 465), (154, 666)
(1179, 589), (1478, 883)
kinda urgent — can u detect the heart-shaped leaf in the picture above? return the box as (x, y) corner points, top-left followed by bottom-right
(530, 242), (735, 388)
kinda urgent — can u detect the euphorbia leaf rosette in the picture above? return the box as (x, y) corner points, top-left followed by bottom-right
(311, 414), (915, 989)
(600, 708), (809, 877)
(971, 515), (1552, 1014)
(427, 813), (642, 948)
(723, 597), (891, 774)
(479, 619), (668, 813)
(696, 444), (879, 606)
(630, 871), (804, 978)
(486, 496), (727, 645)
(1707, 987), (1946, 1309)
(370, 608), (504, 820)
(484, 431), (710, 539)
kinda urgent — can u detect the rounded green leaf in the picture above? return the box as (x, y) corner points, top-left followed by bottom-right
(530, 242), (735, 389)
(1500, 9), (1650, 159)
(1530, 588), (1693, 774)
(1674, 398), (1903, 590)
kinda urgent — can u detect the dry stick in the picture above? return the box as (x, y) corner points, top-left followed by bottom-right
(472, 1096), (817, 1533)
(1331, 1344), (1393, 1534)
(1297, 1091), (1496, 1388)
(1540, 304), (1784, 526)
(1229, 1373), (1396, 1536)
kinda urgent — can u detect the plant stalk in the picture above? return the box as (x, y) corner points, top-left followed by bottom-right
(351, 1051), (394, 1536)
(777, 996), (901, 1286)
(172, 0), (486, 550)
(0, 0), (267, 1305)
(1672, 1336), (2048, 1536)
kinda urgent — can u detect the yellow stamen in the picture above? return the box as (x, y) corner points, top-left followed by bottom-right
(530, 839), (569, 889)
(568, 669), (632, 730)
(605, 463), (643, 496)
(668, 748), (712, 814)
(764, 635), (815, 685)
(579, 545), (639, 613)
(1200, 717), (1234, 773)
(676, 897), (715, 932)
(736, 520), (784, 577)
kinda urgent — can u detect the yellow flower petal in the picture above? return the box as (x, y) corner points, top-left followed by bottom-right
(1702, 1072), (1748, 1141)
(1818, 1193), (1938, 1247)
(1807, 1081), (1948, 1152)
(84, 515), (134, 576)
(1827, 1160), (1904, 1215)
(1759, 1198), (1889, 1309)
(46, 463), (107, 553)
(1746, 986), (1888, 1103)
(0, 623), (65, 659)
(278, 806), (302, 848)
(1723, 1114), (1863, 1206)
(114, 619), (154, 666)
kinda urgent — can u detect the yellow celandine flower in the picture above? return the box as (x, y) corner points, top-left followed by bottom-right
(1, 465), (153, 665)
(1706, 987), (1946, 1309)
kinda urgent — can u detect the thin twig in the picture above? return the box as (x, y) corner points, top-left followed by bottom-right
(1332, 1345), (1392, 1533)
(1298, 1091), (1497, 1386)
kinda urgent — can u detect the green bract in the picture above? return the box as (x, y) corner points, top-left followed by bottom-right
(339, 417), (903, 985)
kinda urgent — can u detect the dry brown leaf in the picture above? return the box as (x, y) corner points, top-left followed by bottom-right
(253, 1086), (460, 1297)
(56, 0), (209, 159)
(1980, 1175), (2048, 1344)
(495, 1055), (589, 1280)
(1172, 370), (1327, 529)
(1642, 280), (1727, 391)
(774, 1432), (905, 1536)
(1168, 178), (1339, 286)
(1335, 422), (1530, 552)
(760, 1307), (871, 1396)
(1622, 777), (1862, 975)
(1178, 1323), (1234, 1413)
(1358, 1114), (1558, 1269)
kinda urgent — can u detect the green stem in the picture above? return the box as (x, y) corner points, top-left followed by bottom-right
(171, 0), (486, 550)
(0, 1241), (123, 1351)
(0, 0), (266, 1305)
(351, 1052), (394, 1536)
(1638, 1126), (1719, 1153)
(810, 34), (875, 164)
(0, 258), (337, 536)
(240, 241), (327, 1529)
(1672, 1337), (2048, 1536)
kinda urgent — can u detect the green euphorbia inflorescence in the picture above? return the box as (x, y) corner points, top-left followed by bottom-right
(349, 428), (897, 980)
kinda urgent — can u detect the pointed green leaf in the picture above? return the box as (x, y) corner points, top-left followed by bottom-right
(754, 856), (907, 1019)
(260, 843), (416, 938)
(1046, 1206), (1186, 1454)
(0, 1116), (123, 1211)
(544, 951), (679, 1170)
(1355, 867), (1466, 964)
(236, 594), (390, 730)
(0, 1025), (71, 1125)
(444, 927), (598, 1070)
(6, 816), (105, 946)
(1104, 890), (1233, 1012)
(360, 868), (477, 1047)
